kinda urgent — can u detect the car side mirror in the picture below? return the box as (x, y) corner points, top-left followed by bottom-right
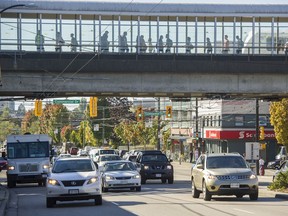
(169, 159), (173, 162)
(196, 164), (204, 169)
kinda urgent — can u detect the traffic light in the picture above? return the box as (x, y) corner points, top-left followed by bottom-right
(89, 97), (98, 117)
(34, 100), (42, 117)
(259, 126), (265, 140)
(195, 132), (199, 140)
(166, 105), (172, 118)
(136, 106), (144, 121)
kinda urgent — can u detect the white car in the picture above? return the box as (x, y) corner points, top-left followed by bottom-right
(95, 154), (121, 169)
(101, 160), (141, 192)
(46, 157), (102, 207)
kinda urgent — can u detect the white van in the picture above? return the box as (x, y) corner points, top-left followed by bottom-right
(89, 149), (116, 162)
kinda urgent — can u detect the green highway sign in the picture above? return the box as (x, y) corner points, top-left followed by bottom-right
(53, 99), (80, 104)
(144, 112), (165, 116)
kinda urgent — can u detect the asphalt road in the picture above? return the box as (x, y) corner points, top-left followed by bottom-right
(1, 162), (288, 216)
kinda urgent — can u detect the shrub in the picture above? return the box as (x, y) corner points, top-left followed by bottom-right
(268, 170), (288, 191)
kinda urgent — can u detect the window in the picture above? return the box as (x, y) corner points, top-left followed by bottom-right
(235, 116), (244, 126)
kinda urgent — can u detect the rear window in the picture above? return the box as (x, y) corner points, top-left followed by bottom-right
(206, 156), (248, 169)
(142, 154), (168, 162)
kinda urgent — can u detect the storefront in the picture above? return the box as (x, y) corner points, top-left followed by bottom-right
(204, 129), (277, 162)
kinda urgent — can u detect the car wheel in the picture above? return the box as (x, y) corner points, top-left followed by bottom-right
(161, 178), (167, 183)
(141, 177), (146, 184)
(191, 180), (200, 198)
(94, 195), (102, 205)
(46, 198), (56, 208)
(168, 176), (174, 184)
(202, 181), (211, 201)
(249, 191), (258, 200)
(7, 179), (16, 188)
(236, 194), (243, 198)
(136, 186), (141, 192)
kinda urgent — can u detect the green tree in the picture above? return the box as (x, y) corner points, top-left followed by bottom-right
(270, 99), (288, 147)
(0, 107), (21, 141)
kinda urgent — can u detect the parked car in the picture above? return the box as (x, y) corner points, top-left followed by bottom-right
(267, 159), (282, 169)
(136, 150), (173, 184)
(46, 157), (102, 208)
(0, 157), (7, 172)
(191, 153), (259, 201)
(273, 160), (288, 181)
(101, 160), (141, 192)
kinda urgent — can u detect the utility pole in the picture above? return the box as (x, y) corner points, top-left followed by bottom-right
(255, 98), (260, 175)
(157, 97), (161, 151)
(102, 106), (105, 146)
(195, 98), (199, 150)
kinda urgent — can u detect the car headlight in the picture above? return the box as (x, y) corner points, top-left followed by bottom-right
(105, 175), (115, 180)
(47, 179), (60, 186)
(87, 177), (98, 184)
(144, 165), (149, 170)
(206, 174), (217, 180)
(250, 174), (257, 179)
(167, 165), (172, 169)
(43, 164), (50, 169)
(8, 165), (15, 170)
(132, 174), (140, 179)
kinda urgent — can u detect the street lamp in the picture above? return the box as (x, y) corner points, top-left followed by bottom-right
(0, 3), (35, 14)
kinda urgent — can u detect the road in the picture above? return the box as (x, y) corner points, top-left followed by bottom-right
(1, 162), (287, 216)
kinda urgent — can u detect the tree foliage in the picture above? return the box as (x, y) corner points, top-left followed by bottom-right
(0, 107), (21, 141)
(270, 99), (288, 147)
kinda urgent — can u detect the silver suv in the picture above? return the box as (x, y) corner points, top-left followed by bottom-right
(191, 153), (258, 201)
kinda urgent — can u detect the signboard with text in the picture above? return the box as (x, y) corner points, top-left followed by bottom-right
(205, 130), (275, 140)
(53, 99), (80, 104)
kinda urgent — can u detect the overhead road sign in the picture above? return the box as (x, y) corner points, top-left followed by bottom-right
(53, 99), (80, 104)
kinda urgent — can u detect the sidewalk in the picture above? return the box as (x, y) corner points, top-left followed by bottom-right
(172, 161), (288, 200)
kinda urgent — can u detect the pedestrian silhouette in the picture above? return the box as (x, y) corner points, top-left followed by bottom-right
(236, 35), (244, 54)
(165, 34), (173, 53)
(55, 32), (65, 52)
(206, 37), (212, 54)
(100, 31), (109, 52)
(222, 35), (230, 54)
(156, 35), (164, 53)
(119, 31), (129, 53)
(70, 33), (78, 52)
(35, 30), (45, 52)
(186, 37), (194, 54)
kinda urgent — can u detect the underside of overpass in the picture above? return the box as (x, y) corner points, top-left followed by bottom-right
(0, 52), (288, 100)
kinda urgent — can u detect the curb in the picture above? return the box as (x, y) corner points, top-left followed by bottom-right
(275, 193), (288, 200)
(0, 185), (9, 216)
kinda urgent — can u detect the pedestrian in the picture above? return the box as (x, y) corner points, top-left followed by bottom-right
(148, 38), (154, 53)
(70, 33), (78, 52)
(140, 35), (147, 53)
(222, 34), (229, 54)
(189, 150), (193, 163)
(55, 32), (65, 52)
(156, 35), (164, 53)
(186, 37), (194, 54)
(236, 35), (244, 54)
(285, 41), (288, 55)
(165, 34), (173, 53)
(35, 30), (45, 52)
(259, 157), (265, 176)
(206, 37), (212, 54)
(119, 31), (129, 53)
(100, 31), (109, 52)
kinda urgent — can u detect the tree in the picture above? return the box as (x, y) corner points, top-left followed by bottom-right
(270, 98), (288, 147)
(0, 107), (21, 141)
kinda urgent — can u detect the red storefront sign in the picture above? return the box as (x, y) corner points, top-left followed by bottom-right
(205, 130), (275, 140)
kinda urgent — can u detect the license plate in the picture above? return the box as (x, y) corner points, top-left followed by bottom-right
(42, 174), (47, 178)
(69, 189), (79, 194)
(156, 174), (162, 177)
(120, 180), (128, 184)
(230, 183), (240, 188)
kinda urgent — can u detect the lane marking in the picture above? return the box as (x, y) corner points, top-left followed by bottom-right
(111, 201), (119, 206)
(233, 208), (255, 214)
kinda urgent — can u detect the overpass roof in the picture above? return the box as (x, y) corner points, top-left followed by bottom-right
(1, 0), (288, 17)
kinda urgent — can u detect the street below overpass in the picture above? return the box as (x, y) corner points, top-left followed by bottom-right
(1, 162), (288, 216)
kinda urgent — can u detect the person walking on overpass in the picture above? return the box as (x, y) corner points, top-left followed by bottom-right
(35, 30), (45, 52)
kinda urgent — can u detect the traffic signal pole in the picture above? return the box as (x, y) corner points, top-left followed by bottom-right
(157, 98), (161, 151)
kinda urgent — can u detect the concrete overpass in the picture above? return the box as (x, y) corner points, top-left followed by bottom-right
(0, 51), (287, 99)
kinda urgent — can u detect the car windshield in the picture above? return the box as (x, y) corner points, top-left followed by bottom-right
(104, 162), (136, 172)
(99, 149), (115, 154)
(142, 154), (168, 162)
(206, 156), (248, 169)
(53, 160), (94, 173)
